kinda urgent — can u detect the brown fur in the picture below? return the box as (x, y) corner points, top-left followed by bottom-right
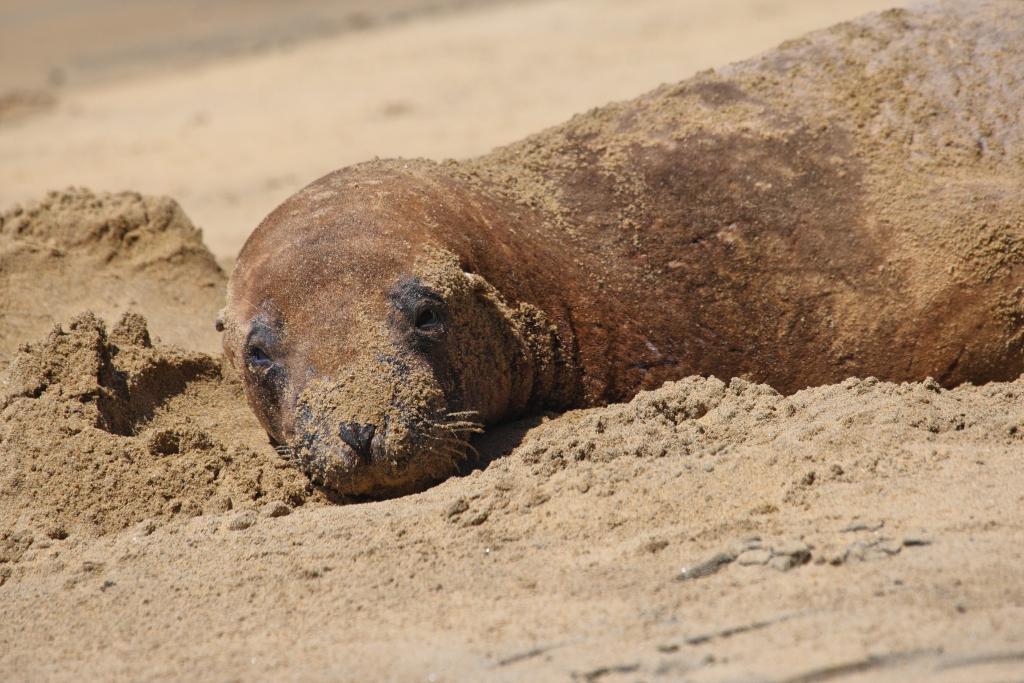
(223, 0), (1024, 497)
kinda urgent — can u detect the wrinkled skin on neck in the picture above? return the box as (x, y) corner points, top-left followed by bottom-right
(221, 161), (578, 497)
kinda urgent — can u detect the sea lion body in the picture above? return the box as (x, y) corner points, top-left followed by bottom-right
(223, 0), (1024, 497)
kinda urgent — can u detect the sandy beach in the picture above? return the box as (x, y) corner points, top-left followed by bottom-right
(3, 2), (1024, 681)
(2, 0), (904, 261)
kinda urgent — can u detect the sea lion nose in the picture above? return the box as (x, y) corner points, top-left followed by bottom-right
(338, 422), (376, 462)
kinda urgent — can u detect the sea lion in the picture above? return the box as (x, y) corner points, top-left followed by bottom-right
(221, 0), (1024, 498)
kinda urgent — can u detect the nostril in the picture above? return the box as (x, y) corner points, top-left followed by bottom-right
(338, 422), (376, 462)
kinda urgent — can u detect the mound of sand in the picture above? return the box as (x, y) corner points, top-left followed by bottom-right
(0, 189), (225, 369)
(0, 312), (315, 542)
(515, 374), (1022, 482)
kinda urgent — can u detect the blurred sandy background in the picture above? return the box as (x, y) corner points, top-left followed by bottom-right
(1, 0), (904, 262)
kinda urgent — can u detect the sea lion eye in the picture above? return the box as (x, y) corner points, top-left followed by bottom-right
(390, 277), (446, 342)
(415, 307), (441, 331)
(247, 345), (273, 368)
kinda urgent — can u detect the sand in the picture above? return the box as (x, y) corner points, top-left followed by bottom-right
(0, 0), (907, 262)
(0, 190), (225, 366)
(3, 1), (1024, 681)
(2, 291), (1023, 679)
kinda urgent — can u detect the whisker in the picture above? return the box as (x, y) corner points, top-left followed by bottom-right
(431, 421), (485, 435)
(437, 420), (484, 429)
(422, 433), (454, 442)
(446, 410), (482, 419)
(421, 420), (483, 463)
(439, 427), (485, 436)
(462, 441), (482, 461)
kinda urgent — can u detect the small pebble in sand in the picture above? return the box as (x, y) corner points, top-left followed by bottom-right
(445, 498), (469, 518)
(133, 520), (157, 537)
(736, 549), (773, 566)
(902, 536), (933, 547)
(641, 539), (670, 555)
(676, 552), (736, 581)
(226, 511), (258, 531)
(261, 501), (292, 518)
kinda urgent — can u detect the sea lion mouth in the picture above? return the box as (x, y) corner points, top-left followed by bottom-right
(286, 392), (484, 498)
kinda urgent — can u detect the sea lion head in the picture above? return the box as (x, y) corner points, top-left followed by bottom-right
(221, 161), (570, 498)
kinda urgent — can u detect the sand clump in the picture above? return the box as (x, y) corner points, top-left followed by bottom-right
(460, 374), (1023, 549)
(0, 188), (226, 369)
(0, 312), (315, 543)
(516, 375), (1023, 477)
